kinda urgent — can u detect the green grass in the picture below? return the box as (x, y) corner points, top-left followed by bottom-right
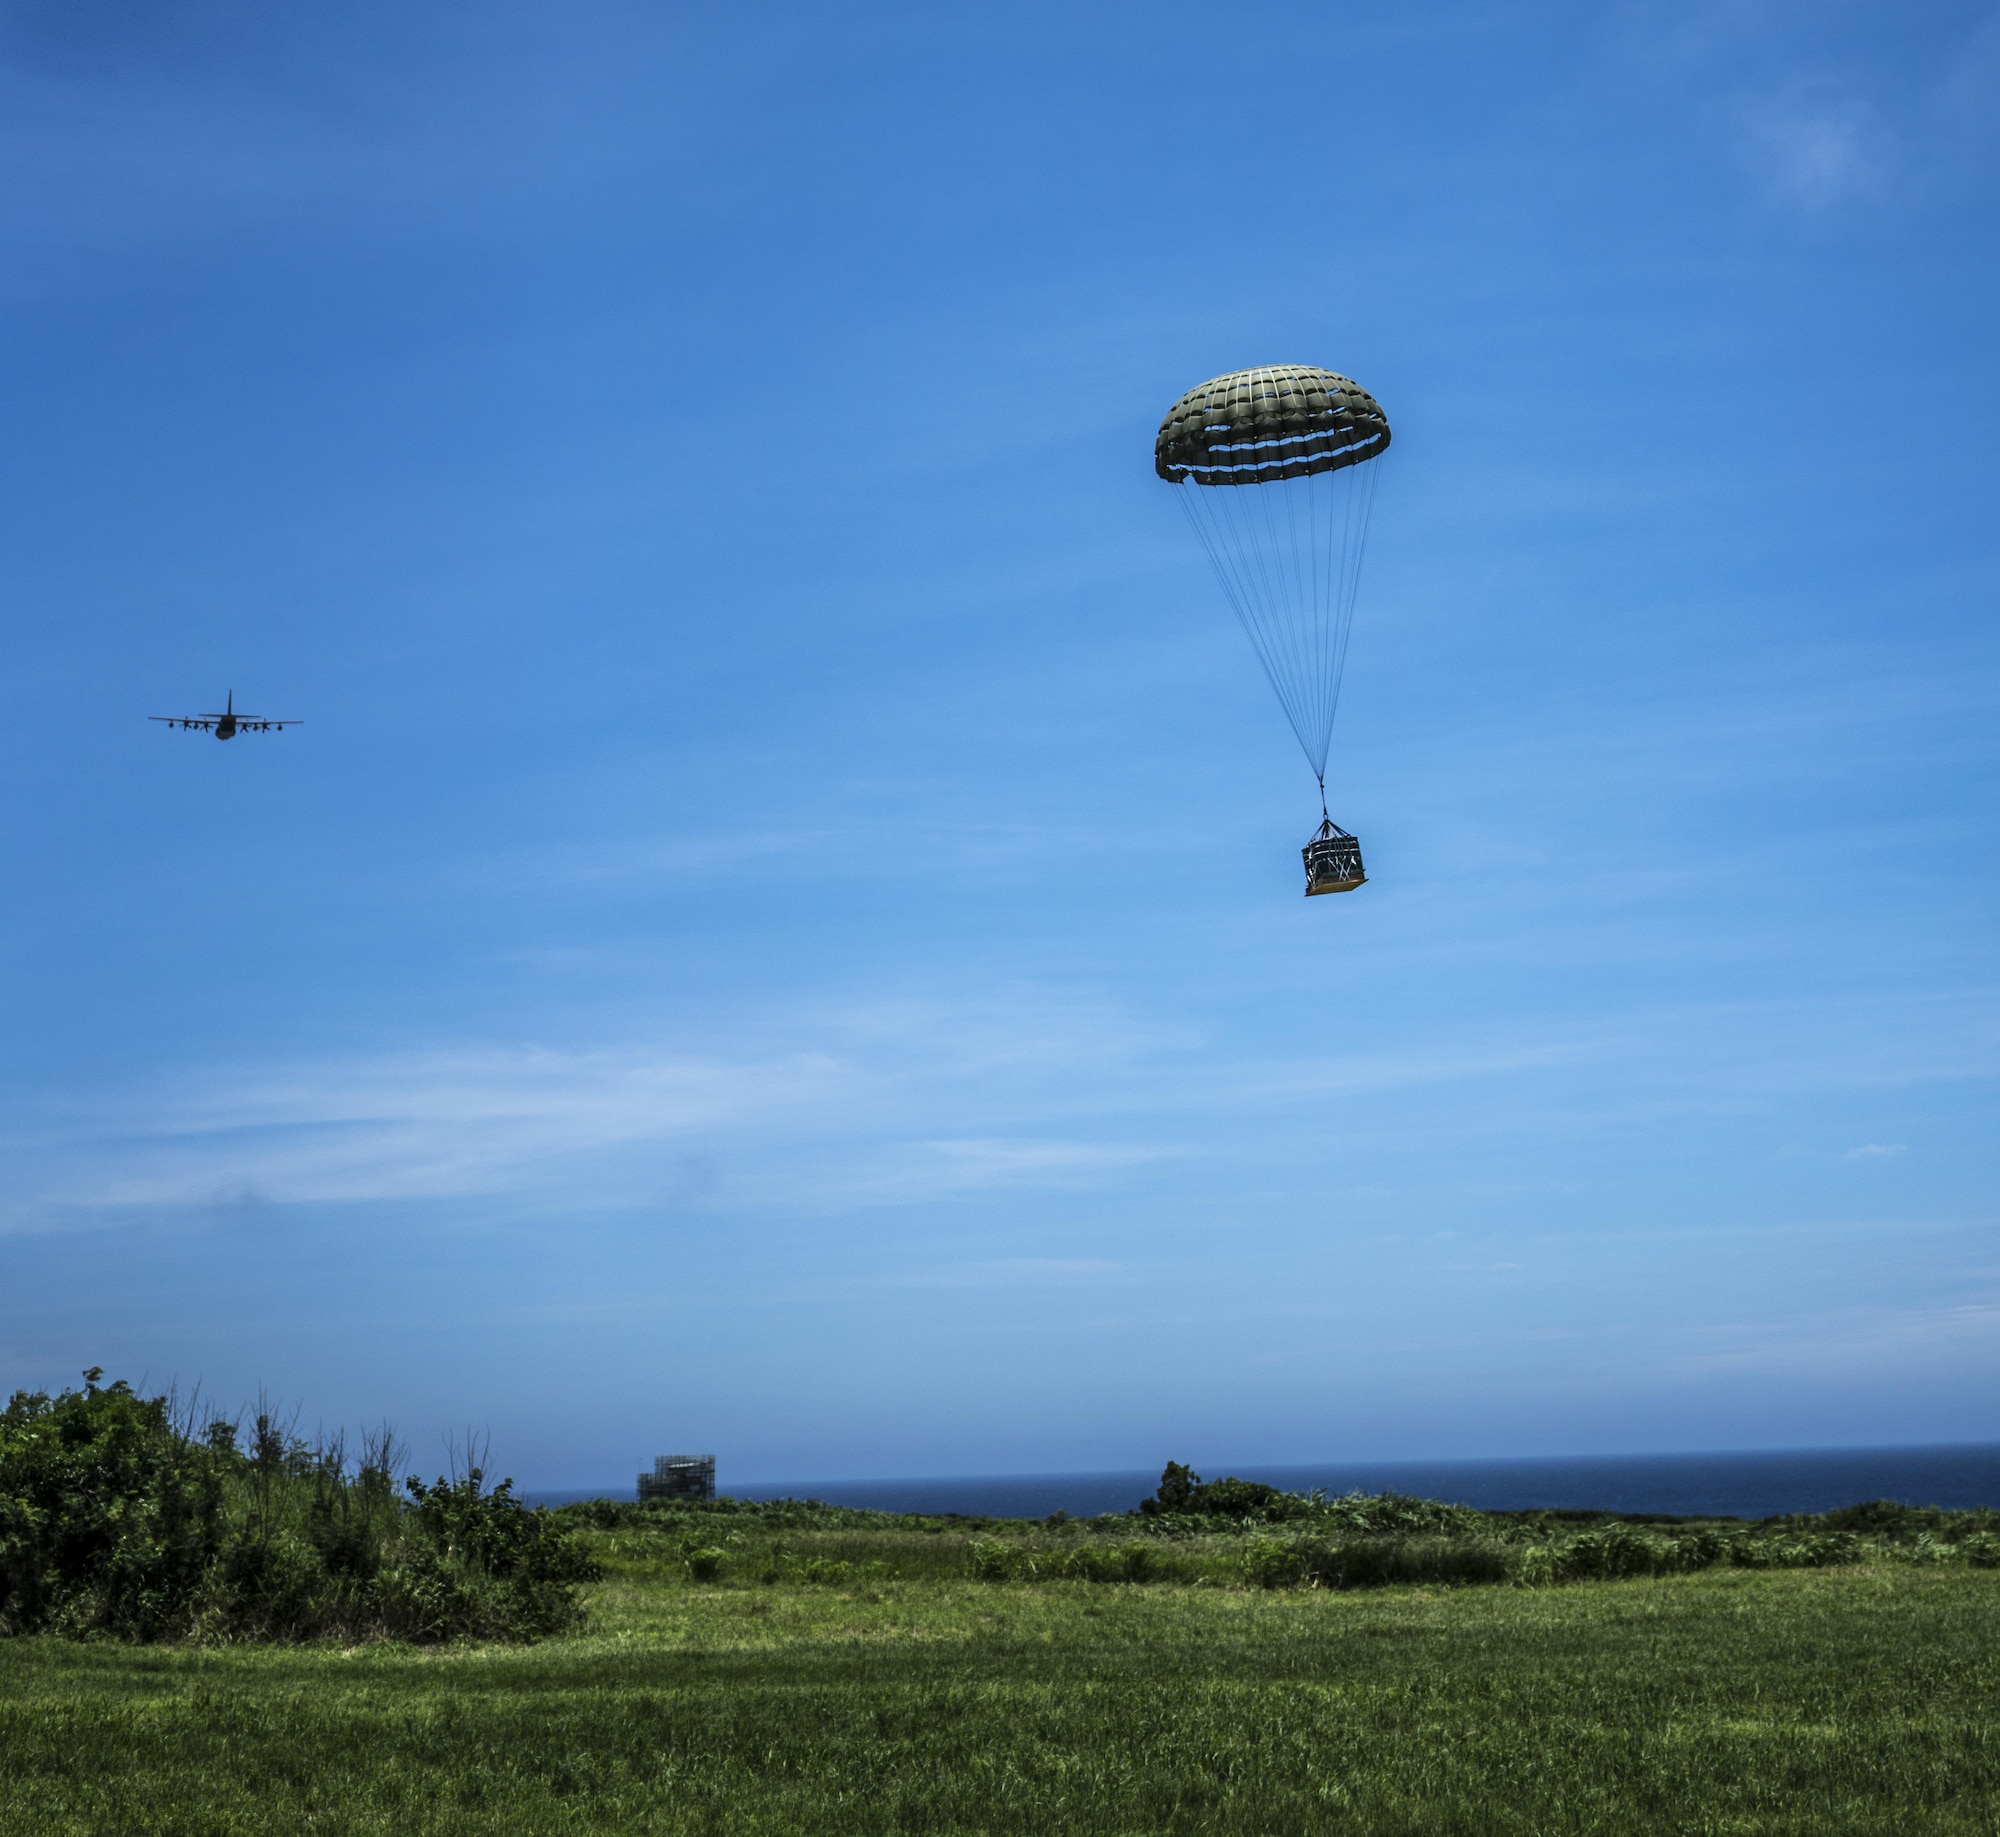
(3, 1537), (1998, 1835)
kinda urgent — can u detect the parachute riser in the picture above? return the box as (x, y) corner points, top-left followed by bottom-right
(1173, 457), (1378, 783)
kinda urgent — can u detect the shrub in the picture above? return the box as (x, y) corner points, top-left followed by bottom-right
(1135, 1466), (1489, 1540)
(968, 1540), (1018, 1581)
(1314, 1492), (1489, 1538)
(968, 1539), (1162, 1585)
(0, 1375), (597, 1644)
(1243, 1524), (1878, 1593)
(1046, 1542), (1157, 1583)
(794, 1555), (856, 1585)
(1138, 1463), (1313, 1523)
(390, 1468), (599, 1639)
(1886, 1534), (1956, 1567)
(1242, 1537), (1303, 1589)
(1511, 1526), (1866, 1584)
(0, 1372), (231, 1639)
(1726, 1531), (1865, 1571)
(1241, 1533), (1510, 1591)
(556, 1495), (909, 1534)
(1546, 1526), (1698, 1582)
(683, 1546), (726, 1581)
(1312, 1537), (1512, 1590)
(1960, 1533), (2000, 1568)
(1818, 1500), (1941, 1539)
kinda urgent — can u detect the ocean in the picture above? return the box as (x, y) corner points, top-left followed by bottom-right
(525, 1442), (2000, 1520)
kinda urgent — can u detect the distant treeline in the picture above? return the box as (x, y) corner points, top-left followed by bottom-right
(0, 1373), (596, 1643)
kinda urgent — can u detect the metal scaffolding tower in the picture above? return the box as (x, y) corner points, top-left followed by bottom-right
(638, 1454), (716, 1502)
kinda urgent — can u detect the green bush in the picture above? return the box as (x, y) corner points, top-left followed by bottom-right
(1241, 1520), (1890, 1593)
(1725, 1531), (1865, 1571)
(1886, 1534), (1957, 1567)
(0, 1374), (597, 1645)
(1138, 1462), (1314, 1523)
(1135, 1465), (1491, 1540)
(1311, 1492), (1490, 1538)
(1819, 1499), (1938, 1538)
(0, 1371), (232, 1639)
(1960, 1532), (2000, 1568)
(967, 1539), (1162, 1585)
(1240, 1533), (1511, 1591)
(683, 1546), (725, 1582)
(1241, 1537), (1304, 1589)
(1047, 1542), (1157, 1583)
(1511, 1526), (1866, 1584)
(794, 1555), (856, 1585)
(557, 1495), (912, 1534)
(1544, 1526), (1701, 1582)
(968, 1539), (1018, 1581)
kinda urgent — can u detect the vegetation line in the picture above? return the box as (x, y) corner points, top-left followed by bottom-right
(7, 1379), (1996, 1649)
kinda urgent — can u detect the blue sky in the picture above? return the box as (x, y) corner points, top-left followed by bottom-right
(1, 0), (1995, 1488)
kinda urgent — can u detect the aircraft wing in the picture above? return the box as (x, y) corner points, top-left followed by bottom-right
(147, 715), (302, 730)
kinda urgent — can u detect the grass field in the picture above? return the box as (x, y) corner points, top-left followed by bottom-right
(3, 1517), (1997, 1835)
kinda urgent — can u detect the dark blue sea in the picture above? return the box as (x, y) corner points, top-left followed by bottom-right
(527, 1443), (2000, 1521)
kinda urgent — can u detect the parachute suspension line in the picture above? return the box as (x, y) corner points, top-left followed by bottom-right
(1174, 455), (1383, 786)
(1322, 452), (1381, 739)
(1220, 474), (1313, 756)
(1175, 481), (1319, 771)
(1257, 451), (1321, 758)
(1183, 474), (1319, 771)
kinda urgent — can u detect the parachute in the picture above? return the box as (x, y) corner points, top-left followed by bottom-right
(1156, 364), (1389, 895)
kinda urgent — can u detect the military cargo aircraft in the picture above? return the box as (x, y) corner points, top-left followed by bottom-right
(149, 691), (299, 739)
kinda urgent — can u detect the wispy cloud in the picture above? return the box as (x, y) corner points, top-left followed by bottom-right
(1738, 80), (1890, 210)
(796, 1137), (1171, 1209)
(486, 806), (1176, 898)
(1677, 1296), (2000, 1383)
(0, 995), (1181, 1229)
(887, 1257), (1131, 1292)
(3, 979), (1992, 1238)
(1937, 10), (2000, 149)
(8, 1046), (844, 1212)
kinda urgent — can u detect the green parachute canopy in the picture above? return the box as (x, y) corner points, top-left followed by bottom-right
(1154, 364), (1389, 487)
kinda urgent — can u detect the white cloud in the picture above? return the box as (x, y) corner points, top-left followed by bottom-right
(805, 1137), (1170, 1207)
(888, 1257), (1131, 1292)
(10, 1046), (844, 1212)
(1, 980), (1991, 1236)
(1738, 81), (1891, 210)
(1935, 9), (2000, 152)
(0, 994), (1180, 1228)
(1676, 1296), (2000, 1383)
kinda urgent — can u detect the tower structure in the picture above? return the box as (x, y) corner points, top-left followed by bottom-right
(637, 1454), (716, 1502)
